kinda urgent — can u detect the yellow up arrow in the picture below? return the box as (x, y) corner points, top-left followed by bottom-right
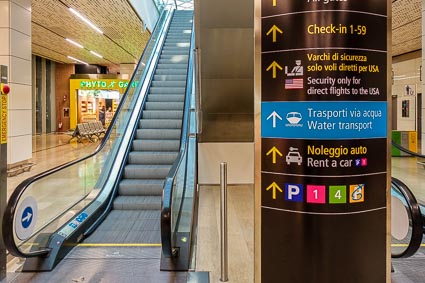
(266, 146), (283, 164)
(266, 25), (283, 43)
(266, 61), (283, 79)
(266, 182), (283, 200)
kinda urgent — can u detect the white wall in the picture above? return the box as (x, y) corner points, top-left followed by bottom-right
(0, 0), (32, 165)
(127, 0), (159, 33)
(119, 63), (136, 80)
(422, 1), (425, 154)
(198, 143), (254, 184)
(392, 55), (421, 132)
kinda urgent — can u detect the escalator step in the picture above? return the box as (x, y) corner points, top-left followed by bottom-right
(105, 209), (160, 221)
(145, 102), (184, 110)
(123, 164), (172, 179)
(136, 129), (181, 140)
(153, 74), (187, 81)
(142, 111), (183, 119)
(147, 94), (185, 102)
(165, 38), (191, 42)
(159, 54), (189, 59)
(113, 196), (162, 210)
(139, 119), (182, 129)
(128, 151), (178, 164)
(155, 69), (187, 75)
(132, 140), (180, 151)
(163, 43), (191, 48)
(83, 210), (160, 243)
(118, 179), (164, 196)
(156, 63), (188, 69)
(150, 81), (186, 87)
(149, 86), (185, 94)
(161, 49), (189, 56)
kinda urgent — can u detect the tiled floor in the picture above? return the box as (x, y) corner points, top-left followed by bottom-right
(5, 134), (425, 282)
(196, 185), (254, 283)
(392, 156), (425, 204)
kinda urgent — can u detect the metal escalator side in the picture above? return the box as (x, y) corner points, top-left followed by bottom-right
(2, 8), (175, 271)
(161, 12), (197, 271)
(391, 177), (423, 258)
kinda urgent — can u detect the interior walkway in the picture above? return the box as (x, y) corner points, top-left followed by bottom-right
(5, 134), (425, 282)
(6, 133), (99, 199)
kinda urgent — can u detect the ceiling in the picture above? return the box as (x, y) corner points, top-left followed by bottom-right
(392, 0), (421, 57)
(31, 0), (151, 73)
(30, 0), (421, 73)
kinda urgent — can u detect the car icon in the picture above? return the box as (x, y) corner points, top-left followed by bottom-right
(286, 112), (302, 124)
(286, 151), (302, 165)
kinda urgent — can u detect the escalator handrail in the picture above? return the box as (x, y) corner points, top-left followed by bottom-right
(391, 140), (425, 159)
(2, 8), (172, 259)
(161, 20), (196, 257)
(391, 177), (423, 258)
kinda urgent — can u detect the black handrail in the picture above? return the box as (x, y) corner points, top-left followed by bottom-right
(161, 20), (195, 257)
(391, 140), (425, 159)
(391, 177), (423, 258)
(2, 8), (171, 259)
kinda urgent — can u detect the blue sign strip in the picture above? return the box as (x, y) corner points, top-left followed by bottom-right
(261, 101), (387, 139)
(21, 207), (33, 228)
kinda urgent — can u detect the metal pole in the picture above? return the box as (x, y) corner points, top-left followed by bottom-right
(194, 48), (202, 134)
(220, 162), (228, 282)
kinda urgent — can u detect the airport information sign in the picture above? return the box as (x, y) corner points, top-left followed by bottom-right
(260, 1), (388, 282)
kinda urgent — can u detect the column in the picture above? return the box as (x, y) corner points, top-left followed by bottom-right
(422, 0), (425, 154)
(119, 63), (136, 80)
(256, 1), (390, 282)
(0, 0), (32, 166)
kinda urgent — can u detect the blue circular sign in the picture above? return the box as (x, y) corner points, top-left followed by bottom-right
(21, 206), (33, 228)
(15, 196), (38, 241)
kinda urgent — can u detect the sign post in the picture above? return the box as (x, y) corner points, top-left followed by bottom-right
(0, 65), (8, 280)
(255, 1), (390, 282)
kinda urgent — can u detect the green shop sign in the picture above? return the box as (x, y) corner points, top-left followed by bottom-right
(78, 80), (139, 89)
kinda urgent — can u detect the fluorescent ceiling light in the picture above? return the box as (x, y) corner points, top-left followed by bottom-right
(69, 8), (103, 34)
(90, 51), (103, 58)
(393, 75), (420, 81)
(65, 38), (84, 48)
(68, 56), (88, 65)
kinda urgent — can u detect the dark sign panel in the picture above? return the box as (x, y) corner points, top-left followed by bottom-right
(260, 1), (388, 282)
(262, 49), (387, 102)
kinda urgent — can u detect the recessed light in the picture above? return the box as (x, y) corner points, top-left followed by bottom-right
(67, 56), (88, 65)
(69, 8), (103, 34)
(90, 51), (103, 58)
(65, 38), (84, 48)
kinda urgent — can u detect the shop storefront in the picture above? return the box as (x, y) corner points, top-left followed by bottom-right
(69, 79), (136, 129)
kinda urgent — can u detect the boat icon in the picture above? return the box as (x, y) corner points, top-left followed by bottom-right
(286, 112), (302, 124)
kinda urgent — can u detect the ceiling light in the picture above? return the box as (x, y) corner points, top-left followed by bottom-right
(69, 8), (103, 34)
(68, 56), (88, 65)
(65, 38), (84, 48)
(393, 75), (420, 81)
(90, 51), (103, 58)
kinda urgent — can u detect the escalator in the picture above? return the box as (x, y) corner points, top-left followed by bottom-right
(2, 8), (201, 282)
(390, 141), (425, 282)
(85, 10), (192, 247)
